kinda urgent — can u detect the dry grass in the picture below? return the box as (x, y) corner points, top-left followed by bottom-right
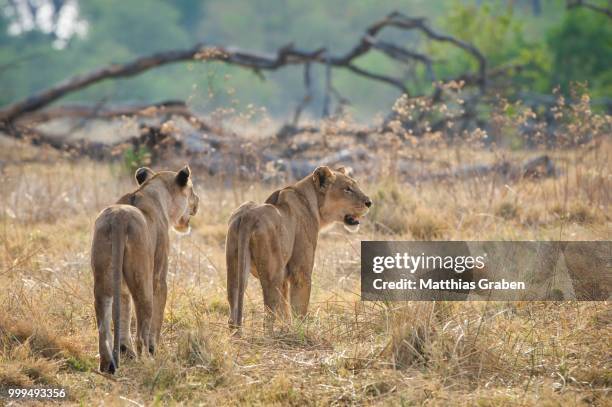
(0, 133), (610, 405)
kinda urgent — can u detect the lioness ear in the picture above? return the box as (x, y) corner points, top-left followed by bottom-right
(313, 166), (335, 191)
(336, 166), (354, 176)
(176, 165), (191, 187)
(135, 167), (155, 185)
(265, 189), (281, 205)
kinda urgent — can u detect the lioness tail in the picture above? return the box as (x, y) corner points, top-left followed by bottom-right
(231, 216), (254, 332)
(110, 219), (127, 370)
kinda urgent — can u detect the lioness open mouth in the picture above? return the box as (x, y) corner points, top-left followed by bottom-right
(344, 214), (361, 226)
(174, 216), (191, 233)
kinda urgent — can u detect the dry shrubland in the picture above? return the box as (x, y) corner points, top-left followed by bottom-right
(0, 91), (610, 405)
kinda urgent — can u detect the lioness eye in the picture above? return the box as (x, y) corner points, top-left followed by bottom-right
(344, 187), (352, 193)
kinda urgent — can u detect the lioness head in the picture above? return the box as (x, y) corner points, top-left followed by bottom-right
(135, 165), (200, 233)
(312, 166), (372, 232)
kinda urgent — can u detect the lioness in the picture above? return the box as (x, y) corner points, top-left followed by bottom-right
(226, 166), (371, 334)
(91, 166), (199, 374)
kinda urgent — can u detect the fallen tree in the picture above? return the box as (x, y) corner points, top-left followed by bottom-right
(0, 99), (231, 159)
(0, 10), (570, 180)
(0, 11), (489, 127)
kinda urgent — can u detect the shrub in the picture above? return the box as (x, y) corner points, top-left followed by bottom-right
(122, 145), (151, 175)
(495, 201), (519, 220)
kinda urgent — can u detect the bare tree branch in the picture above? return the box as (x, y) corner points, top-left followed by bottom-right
(292, 63), (313, 125)
(322, 55), (332, 118)
(18, 100), (219, 131)
(345, 64), (409, 93)
(0, 100), (231, 158)
(365, 36), (435, 82)
(0, 11), (489, 124)
(378, 12), (487, 89)
(567, 0), (612, 18)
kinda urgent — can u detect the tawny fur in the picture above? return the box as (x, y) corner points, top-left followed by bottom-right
(226, 166), (371, 334)
(91, 166), (199, 374)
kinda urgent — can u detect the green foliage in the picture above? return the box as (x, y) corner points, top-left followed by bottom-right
(547, 8), (612, 98)
(65, 356), (95, 372)
(122, 146), (151, 175)
(442, 1), (526, 66)
(435, 0), (552, 93)
(0, 0), (609, 117)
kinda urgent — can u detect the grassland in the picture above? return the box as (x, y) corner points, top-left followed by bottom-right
(0, 134), (610, 406)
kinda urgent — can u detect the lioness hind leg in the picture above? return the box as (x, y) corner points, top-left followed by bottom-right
(289, 272), (312, 317)
(94, 292), (115, 374)
(258, 265), (288, 335)
(287, 254), (315, 318)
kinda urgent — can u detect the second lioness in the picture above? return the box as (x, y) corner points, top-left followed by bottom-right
(91, 166), (199, 374)
(226, 166), (372, 334)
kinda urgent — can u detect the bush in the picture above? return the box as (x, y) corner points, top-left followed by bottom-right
(122, 145), (151, 175)
(495, 201), (519, 220)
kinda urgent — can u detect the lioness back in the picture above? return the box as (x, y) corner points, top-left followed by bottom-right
(91, 205), (152, 282)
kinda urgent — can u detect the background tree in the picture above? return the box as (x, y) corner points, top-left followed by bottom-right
(0, 0), (610, 118)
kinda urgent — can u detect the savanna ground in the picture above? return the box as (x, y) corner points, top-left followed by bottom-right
(0, 121), (610, 406)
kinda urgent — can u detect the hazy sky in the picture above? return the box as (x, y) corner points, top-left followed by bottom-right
(4, 0), (87, 48)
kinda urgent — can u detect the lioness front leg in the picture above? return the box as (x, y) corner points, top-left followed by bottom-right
(259, 275), (286, 335)
(132, 290), (153, 356)
(94, 288), (114, 373)
(251, 232), (291, 335)
(256, 259), (289, 334)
